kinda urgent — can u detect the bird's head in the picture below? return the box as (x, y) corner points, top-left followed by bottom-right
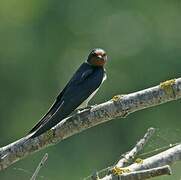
(87, 48), (107, 67)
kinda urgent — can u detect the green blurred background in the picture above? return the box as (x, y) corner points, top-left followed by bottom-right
(0, 0), (181, 179)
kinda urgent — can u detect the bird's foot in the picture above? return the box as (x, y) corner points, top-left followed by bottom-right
(72, 105), (97, 115)
(83, 104), (97, 111)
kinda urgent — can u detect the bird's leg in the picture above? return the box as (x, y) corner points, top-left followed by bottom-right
(70, 107), (86, 116)
(71, 104), (97, 115)
(84, 104), (97, 110)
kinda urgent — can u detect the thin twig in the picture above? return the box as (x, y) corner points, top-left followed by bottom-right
(85, 128), (175, 180)
(100, 144), (181, 180)
(30, 153), (48, 180)
(116, 127), (155, 168)
(91, 171), (99, 180)
(96, 128), (177, 180)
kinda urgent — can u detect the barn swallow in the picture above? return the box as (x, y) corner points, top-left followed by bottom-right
(28, 48), (107, 138)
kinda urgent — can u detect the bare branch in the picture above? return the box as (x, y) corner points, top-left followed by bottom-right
(116, 127), (155, 168)
(0, 78), (181, 170)
(127, 144), (181, 172)
(91, 171), (99, 180)
(98, 128), (178, 180)
(100, 144), (181, 180)
(97, 128), (175, 180)
(30, 153), (48, 180)
(101, 165), (171, 180)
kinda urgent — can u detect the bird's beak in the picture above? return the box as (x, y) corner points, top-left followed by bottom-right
(98, 55), (103, 59)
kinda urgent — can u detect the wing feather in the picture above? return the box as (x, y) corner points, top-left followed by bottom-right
(28, 63), (95, 135)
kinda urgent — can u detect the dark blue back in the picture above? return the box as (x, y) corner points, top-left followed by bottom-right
(30, 62), (105, 137)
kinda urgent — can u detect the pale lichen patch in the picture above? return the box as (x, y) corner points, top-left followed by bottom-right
(112, 166), (131, 175)
(160, 79), (176, 98)
(135, 158), (143, 164)
(112, 95), (125, 102)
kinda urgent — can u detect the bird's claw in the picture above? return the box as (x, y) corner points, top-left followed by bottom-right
(72, 105), (97, 115)
(85, 104), (97, 110)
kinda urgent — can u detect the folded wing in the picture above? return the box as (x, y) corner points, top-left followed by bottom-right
(28, 63), (104, 138)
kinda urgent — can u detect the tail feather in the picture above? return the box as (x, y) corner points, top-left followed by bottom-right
(27, 116), (50, 135)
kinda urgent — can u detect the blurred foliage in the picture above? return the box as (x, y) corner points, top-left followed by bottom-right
(0, 0), (181, 179)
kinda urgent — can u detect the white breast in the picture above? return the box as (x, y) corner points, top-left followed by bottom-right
(77, 72), (107, 109)
(102, 73), (107, 82)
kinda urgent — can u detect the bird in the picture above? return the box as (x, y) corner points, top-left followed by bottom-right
(28, 48), (108, 138)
